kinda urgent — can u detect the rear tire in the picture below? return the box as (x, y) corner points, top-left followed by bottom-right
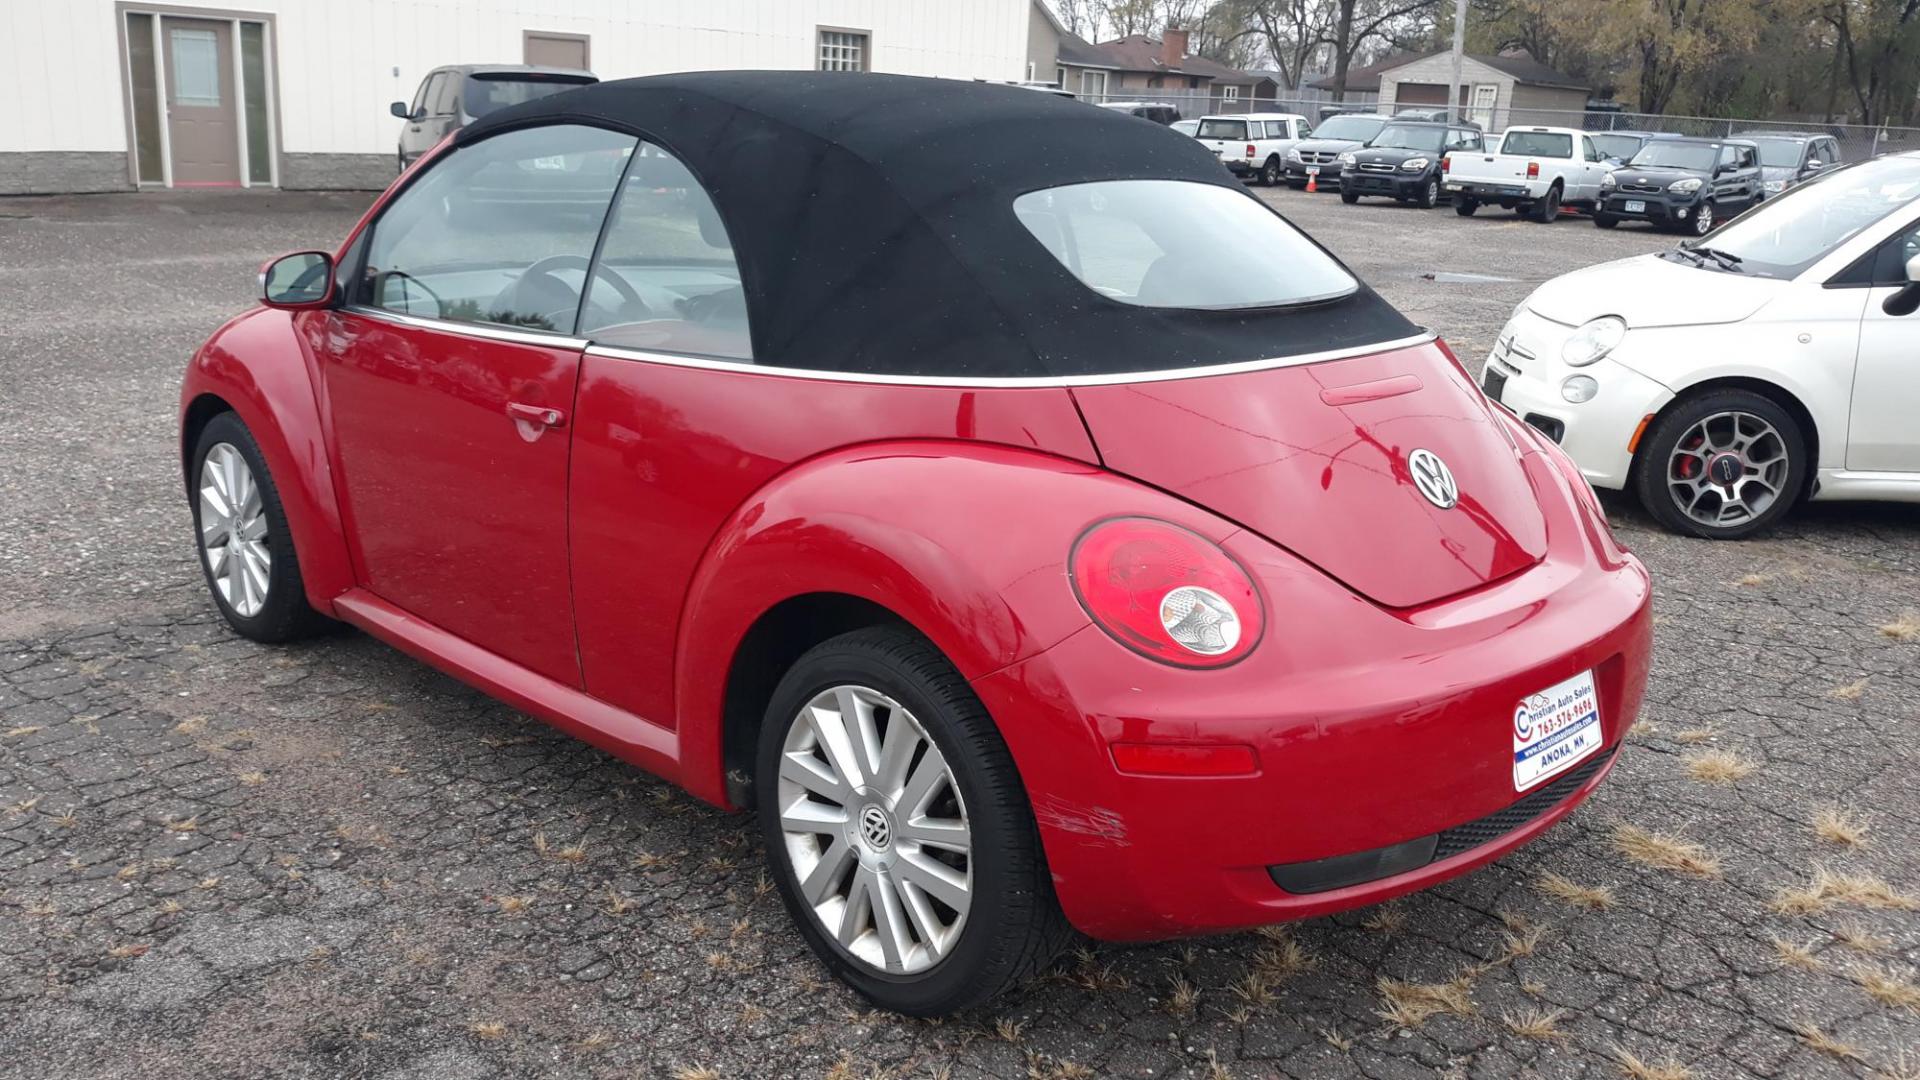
(757, 627), (1071, 1015)
(189, 413), (329, 643)
(1532, 186), (1561, 223)
(1632, 389), (1807, 540)
(1454, 195), (1478, 216)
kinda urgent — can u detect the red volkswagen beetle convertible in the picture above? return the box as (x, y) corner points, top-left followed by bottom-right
(182, 73), (1651, 1014)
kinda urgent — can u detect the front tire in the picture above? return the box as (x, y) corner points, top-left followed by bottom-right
(1417, 177), (1440, 209)
(1594, 213), (1619, 229)
(1689, 200), (1717, 236)
(1340, 190), (1360, 204)
(757, 627), (1070, 1015)
(189, 413), (327, 642)
(1632, 389), (1806, 539)
(1261, 157), (1282, 186)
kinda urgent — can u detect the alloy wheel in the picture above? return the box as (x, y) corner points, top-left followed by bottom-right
(1693, 202), (1714, 235)
(1665, 410), (1789, 528)
(198, 443), (271, 617)
(776, 685), (972, 975)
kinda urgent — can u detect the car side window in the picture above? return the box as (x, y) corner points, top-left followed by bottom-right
(424, 73), (453, 117)
(1296, 121), (1311, 138)
(409, 77), (431, 119)
(580, 143), (753, 361)
(1740, 146), (1757, 169)
(1582, 136), (1599, 162)
(355, 124), (638, 334)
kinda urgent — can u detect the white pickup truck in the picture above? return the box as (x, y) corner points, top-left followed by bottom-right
(1442, 127), (1612, 222)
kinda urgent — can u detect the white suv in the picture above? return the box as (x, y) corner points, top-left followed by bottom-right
(1195, 113), (1311, 186)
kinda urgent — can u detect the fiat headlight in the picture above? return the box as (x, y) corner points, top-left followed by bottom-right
(1668, 178), (1703, 194)
(1400, 157), (1429, 172)
(1561, 316), (1626, 367)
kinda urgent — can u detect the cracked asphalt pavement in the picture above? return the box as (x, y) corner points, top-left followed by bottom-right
(1, 187), (1916, 1079)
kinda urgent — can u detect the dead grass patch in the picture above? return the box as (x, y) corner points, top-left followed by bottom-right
(1360, 905), (1405, 933)
(1375, 976), (1474, 1029)
(469, 1021), (507, 1041)
(1683, 749), (1756, 784)
(1849, 963), (1920, 1014)
(1834, 923), (1890, 953)
(1502, 1005), (1568, 1039)
(672, 1068), (721, 1080)
(1673, 727), (1715, 745)
(1771, 867), (1919, 915)
(1829, 677), (1871, 701)
(1877, 613), (1920, 640)
(1612, 825), (1722, 878)
(1610, 1045), (1693, 1080)
(1165, 974), (1198, 1015)
(1539, 870), (1616, 910)
(1794, 1023), (1863, 1061)
(1771, 936), (1821, 970)
(1813, 805), (1871, 848)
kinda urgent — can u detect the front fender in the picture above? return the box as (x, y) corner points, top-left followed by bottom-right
(180, 307), (354, 614)
(670, 441), (1239, 807)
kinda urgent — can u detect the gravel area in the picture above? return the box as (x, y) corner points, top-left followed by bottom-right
(0, 186), (1916, 1080)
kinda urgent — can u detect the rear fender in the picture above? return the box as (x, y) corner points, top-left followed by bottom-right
(180, 307), (354, 614)
(671, 441), (1237, 807)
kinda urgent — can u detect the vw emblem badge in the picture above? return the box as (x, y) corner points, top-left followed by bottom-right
(858, 805), (892, 851)
(1408, 448), (1459, 509)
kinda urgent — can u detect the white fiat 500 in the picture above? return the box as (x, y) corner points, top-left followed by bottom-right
(1485, 150), (1920, 538)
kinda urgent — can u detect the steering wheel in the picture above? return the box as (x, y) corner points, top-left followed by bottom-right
(499, 254), (649, 329)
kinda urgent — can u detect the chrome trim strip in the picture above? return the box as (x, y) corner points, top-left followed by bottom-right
(581, 332), (1439, 388)
(342, 305), (589, 350)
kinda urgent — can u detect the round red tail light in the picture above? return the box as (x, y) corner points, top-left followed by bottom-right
(1068, 518), (1265, 668)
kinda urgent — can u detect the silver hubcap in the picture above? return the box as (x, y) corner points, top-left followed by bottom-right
(1696, 204), (1713, 233)
(198, 443), (271, 617)
(777, 685), (971, 975)
(1666, 410), (1789, 527)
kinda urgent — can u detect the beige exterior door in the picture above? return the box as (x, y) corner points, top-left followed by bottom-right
(162, 17), (241, 186)
(524, 32), (589, 69)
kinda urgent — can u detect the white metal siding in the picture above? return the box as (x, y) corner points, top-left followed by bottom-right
(1, 0), (1033, 156)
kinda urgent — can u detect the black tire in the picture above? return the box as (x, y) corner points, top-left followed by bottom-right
(1261, 157), (1282, 186)
(1417, 177), (1440, 209)
(1690, 200), (1717, 236)
(756, 627), (1071, 1015)
(1532, 185), (1561, 223)
(1454, 195), (1478, 216)
(1340, 190), (1360, 204)
(188, 412), (329, 642)
(1631, 389), (1807, 540)
(1594, 213), (1619, 229)
(1286, 179), (1307, 190)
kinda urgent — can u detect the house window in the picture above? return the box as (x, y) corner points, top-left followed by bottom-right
(1470, 84), (1497, 128)
(1080, 70), (1107, 98)
(818, 29), (868, 72)
(1221, 85), (1239, 102)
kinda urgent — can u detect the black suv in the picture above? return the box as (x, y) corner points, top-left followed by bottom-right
(1733, 131), (1844, 195)
(1595, 138), (1762, 235)
(1339, 121), (1483, 208)
(392, 65), (597, 171)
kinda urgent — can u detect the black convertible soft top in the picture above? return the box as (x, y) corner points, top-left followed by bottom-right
(457, 72), (1416, 379)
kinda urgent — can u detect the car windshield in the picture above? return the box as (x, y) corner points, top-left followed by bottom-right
(1500, 131), (1572, 157)
(1311, 115), (1386, 142)
(1197, 119), (1246, 140)
(1014, 180), (1357, 309)
(1590, 134), (1643, 160)
(1629, 142), (1718, 170)
(1746, 138), (1808, 167)
(1371, 124), (1445, 152)
(1678, 155), (1920, 278)
(462, 75), (592, 119)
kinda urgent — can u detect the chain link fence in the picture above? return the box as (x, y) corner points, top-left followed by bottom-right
(1079, 90), (1920, 165)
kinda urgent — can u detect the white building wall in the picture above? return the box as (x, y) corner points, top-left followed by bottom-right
(1, 0), (1032, 159)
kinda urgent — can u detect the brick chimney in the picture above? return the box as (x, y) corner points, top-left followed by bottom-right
(1160, 26), (1189, 69)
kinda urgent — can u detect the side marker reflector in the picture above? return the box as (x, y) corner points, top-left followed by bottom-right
(1628, 413), (1654, 453)
(1111, 743), (1259, 777)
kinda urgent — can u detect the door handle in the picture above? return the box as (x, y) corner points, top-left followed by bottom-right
(507, 402), (566, 428)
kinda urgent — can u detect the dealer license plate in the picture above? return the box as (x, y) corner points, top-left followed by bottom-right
(1305, 166), (1320, 176)
(1624, 200), (1646, 213)
(1512, 670), (1603, 791)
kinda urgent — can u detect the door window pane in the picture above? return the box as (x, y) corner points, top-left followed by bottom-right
(126, 13), (164, 182)
(240, 22), (271, 184)
(170, 28), (221, 107)
(581, 144), (752, 360)
(357, 124), (638, 334)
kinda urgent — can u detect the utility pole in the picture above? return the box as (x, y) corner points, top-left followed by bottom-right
(1448, 0), (1467, 123)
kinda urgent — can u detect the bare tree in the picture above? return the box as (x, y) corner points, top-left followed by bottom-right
(1247, 0), (1340, 89)
(1098, 0), (1160, 36)
(1326, 0), (1442, 99)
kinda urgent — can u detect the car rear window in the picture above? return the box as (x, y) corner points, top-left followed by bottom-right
(462, 74), (593, 119)
(1197, 119), (1246, 140)
(1501, 131), (1573, 157)
(1013, 180), (1357, 310)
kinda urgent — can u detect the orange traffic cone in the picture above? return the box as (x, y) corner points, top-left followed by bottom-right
(1305, 172), (1318, 193)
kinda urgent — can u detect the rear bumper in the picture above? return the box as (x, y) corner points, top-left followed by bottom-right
(1224, 158), (1259, 176)
(1446, 179), (1548, 202)
(1344, 171), (1427, 197)
(973, 465), (1653, 941)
